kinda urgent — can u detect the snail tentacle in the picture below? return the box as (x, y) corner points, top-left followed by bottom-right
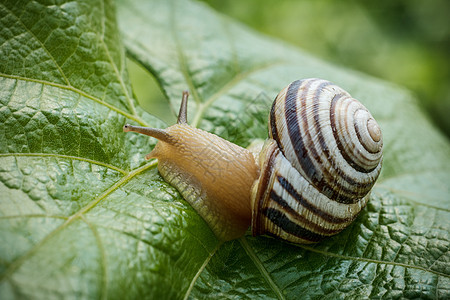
(123, 124), (173, 144)
(177, 90), (189, 125)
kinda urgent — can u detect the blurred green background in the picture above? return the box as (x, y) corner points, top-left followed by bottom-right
(128, 0), (450, 138)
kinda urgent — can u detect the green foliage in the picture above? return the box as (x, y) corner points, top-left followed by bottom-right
(200, 0), (450, 138)
(0, 0), (449, 299)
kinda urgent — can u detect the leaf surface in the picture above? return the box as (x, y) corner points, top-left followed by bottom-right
(0, 1), (216, 299)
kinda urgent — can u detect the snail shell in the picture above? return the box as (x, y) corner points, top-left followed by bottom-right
(123, 78), (383, 243)
(252, 78), (383, 243)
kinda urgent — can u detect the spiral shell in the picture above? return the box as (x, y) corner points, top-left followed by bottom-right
(251, 78), (383, 244)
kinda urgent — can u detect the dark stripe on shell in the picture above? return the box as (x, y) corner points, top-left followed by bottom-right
(278, 79), (303, 159)
(270, 190), (342, 235)
(284, 79), (316, 183)
(263, 207), (325, 243)
(277, 176), (354, 224)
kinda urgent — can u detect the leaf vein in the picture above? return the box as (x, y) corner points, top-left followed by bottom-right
(0, 4), (70, 85)
(99, 0), (137, 116)
(0, 153), (127, 175)
(375, 186), (450, 211)
(0, 214), (68, 220)
(297, 244), (449, 278)
(0, 161), (157, 282)
(81, 216), (108, 300)
(183, 243), (220, 300)
(0, 73), (148, 126)
(240, 237), (285, 300)
(190, 61), (285, 128)
(169, 0), (202, 108)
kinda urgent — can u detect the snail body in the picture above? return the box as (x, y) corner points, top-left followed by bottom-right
(124, 78), (383, 243)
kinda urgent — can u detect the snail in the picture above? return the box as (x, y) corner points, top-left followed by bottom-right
(123, 78), (383, 244)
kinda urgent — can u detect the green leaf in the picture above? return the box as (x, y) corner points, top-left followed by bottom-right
(118, 0), (450, 298)
(0, 1), (216, 299)
(0, 0), (448, 299)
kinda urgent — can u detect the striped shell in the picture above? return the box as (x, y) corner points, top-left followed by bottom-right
(251, 78), (383, 244)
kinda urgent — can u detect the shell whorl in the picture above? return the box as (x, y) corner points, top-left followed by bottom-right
(252, 78), (383, 244)
(270, 78), (382, 202)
